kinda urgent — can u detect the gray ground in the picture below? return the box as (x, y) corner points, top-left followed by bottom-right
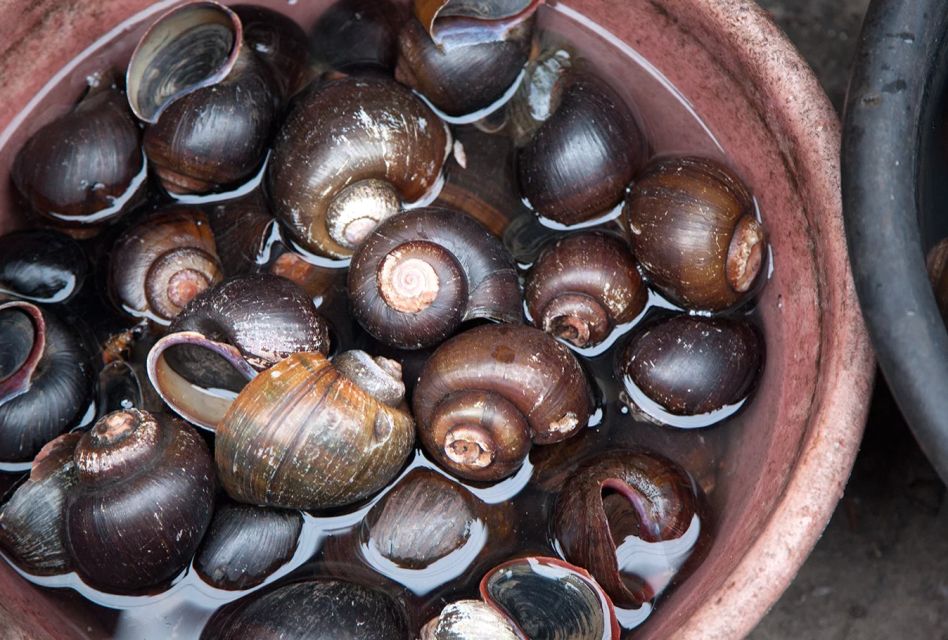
(751, 1), (948, 638)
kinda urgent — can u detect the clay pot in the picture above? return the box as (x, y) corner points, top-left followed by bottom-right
(0, 0), (871, 638)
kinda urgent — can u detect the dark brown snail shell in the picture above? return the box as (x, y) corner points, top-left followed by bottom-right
(0, 301), (94, 462)
(195, 500), (303, 590)
(97, 359), (164, 416)
(619, 315), (764, 418)
(519, 71), (647, 226)
(0, 230), (88, 304)
(215, 351), (415, 510)
(109, 207), (224, 325)
(0, 433), (80, 575)
(233, 5), (309, 100)
(552, 450), (698, 608)
(927, 237), (948, 323)
(64, 409), (215, 593)
(413, 324), (592, 481)
(525, 232), (648, 348)
(348, 207), (521, 350)
(310, 0), (405, 75)
(395, 15), (533, 120)
(433, 125), (528, 236)
(414, 0), (542, 47)
(11, 84), (145, 229)
(200, 578), (410, 640)
(624, 156), (767, 311)
(471, 556), (620, 639)
(267, 76), (449, 258)
(206, 190), (280, 277)
(127, 2), (281, 195)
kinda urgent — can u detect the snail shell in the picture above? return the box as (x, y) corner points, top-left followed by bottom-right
(11, 84), (145, 229)
(413, 324), (592, 481)
(519, 71), (647, 226)
(624, 156), (767, 311)
(525, 232), (648, 348)
(267, 76), (449, 258)
(200, 578), (410, 640)
(395, 15), (533, 120)
(0, 230), (88, 304)
(195, 499), (303, 590)
(310, 0), (406, 74)
(0, 434), (80, 575)
(552, 450), (699, 608)
(215, 351), (415, 510)
(0, 301), (94, 462)
(109, 207), (224, 325)
(206, 190), (279, 277)
(233, 4), (309, 100)
(927, 237), (948, 323)
(128, 2), (281, 194)
(64, 409), (215, 593)
(348, 207), (522, 350)
(414, 0), (542, 47)
(421, 600), (521, 640)
(619, 314), (764, 418)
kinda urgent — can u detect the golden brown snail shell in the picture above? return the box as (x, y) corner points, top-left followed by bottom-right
(109, 207), (224, 325)
(413, 324), (592, 481)
(525, 232), (648, 348)
(348, 207), (522, 350)
(215, 351), (415, 510)
(267, 76), (449, 258)
(64, 409), (215, 593)
(624, 156), (767, 311)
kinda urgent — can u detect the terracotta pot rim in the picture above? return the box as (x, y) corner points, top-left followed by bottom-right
(668, 0), (874, 637)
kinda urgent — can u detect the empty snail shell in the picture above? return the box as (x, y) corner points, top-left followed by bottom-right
(200, 578), (410, 640)
(11, 83), (145, 229)
(0, 230), (88, 304)
(625, 156), (767, 311)
(195, 499), (303, 590)
(552, 450), (700, 608)
(413, 324), (592, 481)
(0, 433), (80, 575)
(233, 4), (309, 100)
(348, 207), (522, 350)
(0, 301), (94, 462)
(64, 409), (215, 593)
(109, 207), (224, 325)
(619, 314), (764, 419)
(310, 0), (405, 74)
(127, 2), (281, 194)
(395, 15), (533, 121)
(267, 76), (449, 258)
(519, 71), (647, 226)
(507, 47), (574, 147)
(414, 0), (542, 47)
(475, 556), (620, 640)
(215, 351), (415, 510)
(147, 274), (331, 430)
(525, 232), (648, 348)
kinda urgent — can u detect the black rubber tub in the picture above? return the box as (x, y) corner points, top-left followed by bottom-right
(843, 0), (948, 483)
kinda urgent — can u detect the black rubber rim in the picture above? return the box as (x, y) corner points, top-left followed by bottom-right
(842, 0), (948, 483)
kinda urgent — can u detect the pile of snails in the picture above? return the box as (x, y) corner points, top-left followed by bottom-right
(0, 0), (769, 637)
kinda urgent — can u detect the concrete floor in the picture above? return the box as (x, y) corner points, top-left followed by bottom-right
(751, 1), (948, 638)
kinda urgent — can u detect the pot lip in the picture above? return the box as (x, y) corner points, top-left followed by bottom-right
(662, 0), (875, 637)
(842, 0), (948, 484)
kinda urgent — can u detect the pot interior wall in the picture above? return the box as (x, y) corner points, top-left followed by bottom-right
(0, 0), (821, 637)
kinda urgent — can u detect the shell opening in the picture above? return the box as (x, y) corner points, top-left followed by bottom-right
(126, 2), (242, 123)
(444, 426), (496, 468)
(0, 301), (46, 404)
(326, 179), (401, 251)
(726, 215), (765, 293)
(378, 246), (441, 314)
